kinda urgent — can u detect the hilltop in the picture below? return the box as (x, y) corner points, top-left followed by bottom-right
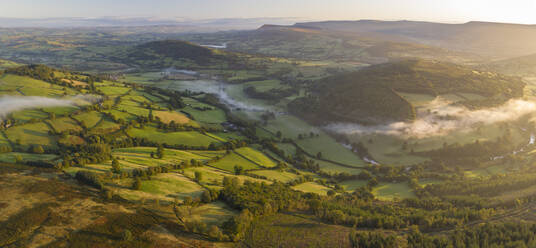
(289, 59), (525, 124)
(289, 20), (536, 59)
(112, 40), (239, 69)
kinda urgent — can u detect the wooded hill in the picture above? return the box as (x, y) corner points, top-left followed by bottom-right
(289, 59), (525, 124)
(112, 40), (240, 68)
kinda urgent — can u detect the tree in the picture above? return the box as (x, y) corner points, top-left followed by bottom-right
(156, 145), (164, 159)
(15, 155), (23, 163)
(32, 145), (45, 154)
(122, 229), (133, 241)
(234, 165), (243, 175)
(133, 177), (142, 190)
(111, 158), (121, 173)
(195, 171), (203, 182)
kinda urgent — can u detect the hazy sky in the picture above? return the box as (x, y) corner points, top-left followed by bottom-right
(2, 0), (536, 24)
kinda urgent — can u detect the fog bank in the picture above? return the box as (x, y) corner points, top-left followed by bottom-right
(326, 98), (536, 138)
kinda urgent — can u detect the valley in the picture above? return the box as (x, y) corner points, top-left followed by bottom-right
(3, 19), (536, 247)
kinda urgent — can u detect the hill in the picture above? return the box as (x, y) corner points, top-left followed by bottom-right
(219, 24), (477, 64)
(291, 20), (536, 59)
(481, 53), (536, 76)
(113, 40), (239, 68)
(289, 59), (525, 124)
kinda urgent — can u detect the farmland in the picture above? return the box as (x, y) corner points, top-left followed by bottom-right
(2, 23), (536, 247)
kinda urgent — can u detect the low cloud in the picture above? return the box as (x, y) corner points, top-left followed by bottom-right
(0, 95), (100, 120)
(326, 98), (536, 138)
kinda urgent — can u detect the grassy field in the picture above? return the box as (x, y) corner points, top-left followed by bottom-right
(312, 158), (363, 175)
(191, 201), (238, 225)
(97, 85), (130, 96)
(11, 109), (48, 122)
(234, 147), (277, 168)
(249, 169), (299, 183)
(73, 111), (103, 129)
(88, 117), (120, 134)
(182, 106), (227, 124)
(117, 100), (150, 117)
(127, 125), (220, 147)
(42, 106), (79, 115)
(265, 115), (365, 167)
(372, 182), (415, 201)
(65, 147), (227, 175)
(112, 173), (205, 203)
(0, 74), (77, 97)
(102, 109), (137, 122)
(292, 182), (331, 196)
(0, 152), (57, 163)
(47, 117), (82, 132)
(209, 152), (260, 172)
(154, 110), (195, 125)
(5, 122), (56, 149)
(348, 121), (527, 166)
(339, 180), (368, 192)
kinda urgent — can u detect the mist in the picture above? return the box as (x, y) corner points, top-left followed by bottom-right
(326, 98), (536, 138)
(171, 80), (266, 112)
(0, 95), (99, 120)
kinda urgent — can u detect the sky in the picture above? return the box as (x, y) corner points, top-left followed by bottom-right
(1, 0), (536, 24)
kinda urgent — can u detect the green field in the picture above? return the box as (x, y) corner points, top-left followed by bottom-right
(350, 122), (527, 166)
(73, 111), (103, 129)
(265, 115), (365, 167)
(292, 182), (332, 196)
(182, 166), (269, 188)
(249, 169), (298, 183)
(89, 117), (120, 134)
(97, 85), (130, 95)
(372, 182), (416, 201)
(11, 109), (48, 122)
(113, 173), (205, 203)
(42, 106), (79, 115)
(0, 152), (57, 163)
(127, 125), (220, 147)
(0, 74), (77, 97)
(5, 122), (56, 149)
(234, 147), (277, 168)
(340, 179), (368, 192)
(182, 106), (227, 124)
(47, 117), (82, 132)
(191, 201), (238, 225)
(209, 152), (261, 172)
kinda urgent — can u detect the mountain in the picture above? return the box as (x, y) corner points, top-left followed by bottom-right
(0, 17), (302, 30)
(289, 59), (525, 124)
(267, 20), (536, 59)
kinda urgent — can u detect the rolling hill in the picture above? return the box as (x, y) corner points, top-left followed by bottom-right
(112, 39), (239, 68)
(290, 20), (536, 59)
(220, 24), (477, 64)
(481, 53), (536, 76)
(289, 59), (525, 124)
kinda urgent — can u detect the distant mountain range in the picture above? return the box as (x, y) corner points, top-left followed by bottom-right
(0, 16), (306, 31)
(258, 20), (536, 59)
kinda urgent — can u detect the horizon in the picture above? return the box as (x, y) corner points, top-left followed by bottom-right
(1, 0), (536, 25)
(1, 16), (535, 29)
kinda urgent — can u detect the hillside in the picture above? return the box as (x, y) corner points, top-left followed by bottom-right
(112, 40), (238, 68)
(217, 24), (477, 64)
(289, 59), (525, 124)
(292, 20), (536, 59)
(481, 53), (536, 76)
